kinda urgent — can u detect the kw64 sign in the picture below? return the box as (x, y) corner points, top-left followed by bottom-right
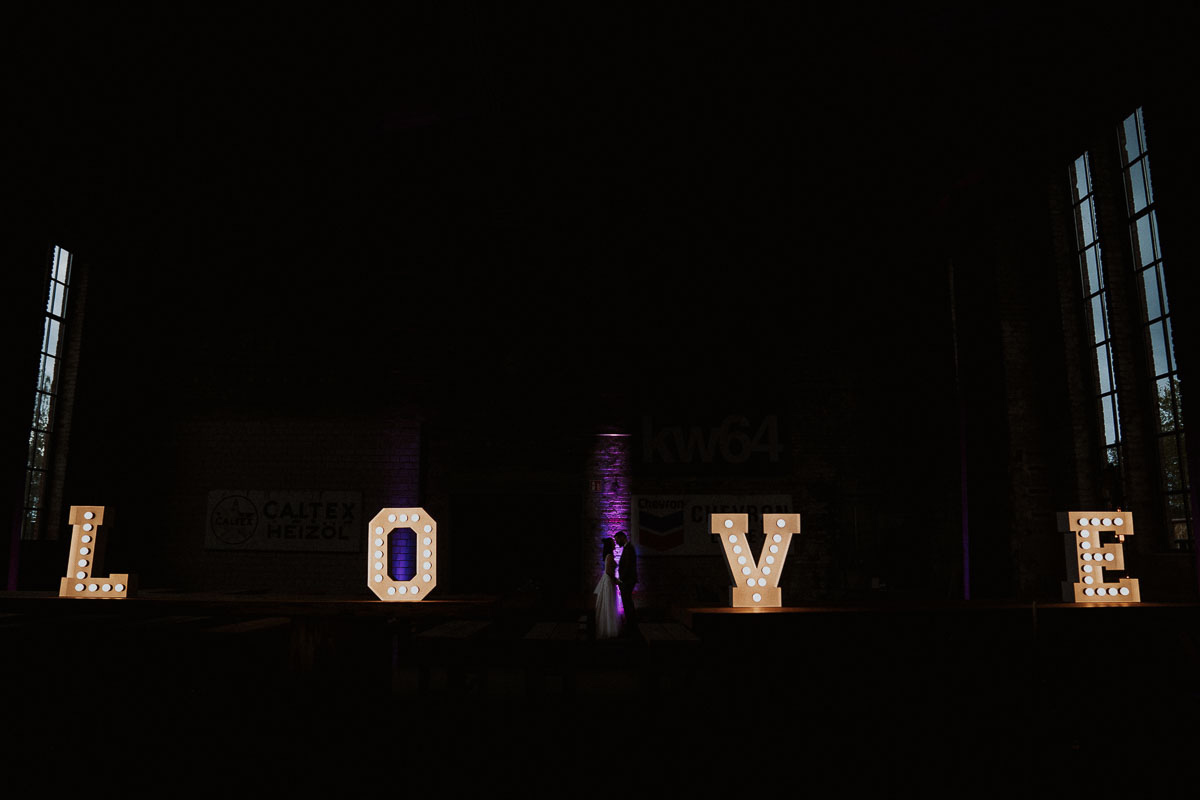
(641, 414), (785, 471)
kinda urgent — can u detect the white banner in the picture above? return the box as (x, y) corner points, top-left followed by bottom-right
(205, 490), (363, 552)
(632, 495), (793, 556)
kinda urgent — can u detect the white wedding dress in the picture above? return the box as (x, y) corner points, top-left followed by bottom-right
(594, 553), (620, 639)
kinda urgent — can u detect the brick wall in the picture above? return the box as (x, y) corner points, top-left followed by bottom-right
(152, 414), (421, 594)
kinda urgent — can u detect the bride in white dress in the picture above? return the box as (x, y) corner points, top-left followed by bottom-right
(594, 538), (620, 639)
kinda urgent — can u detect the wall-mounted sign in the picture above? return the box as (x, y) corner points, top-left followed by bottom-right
(639, 414), (788, 475)
(367, 508), (437, 602)
(633, 495), (792, 556)
(711, 512), (801, 607)
(205, 490), (362, 552)
(58, 506), (134, 598)
(1058, 511), (1141, 603)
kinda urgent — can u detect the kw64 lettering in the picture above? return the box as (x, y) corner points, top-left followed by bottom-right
(642, 414), (783, 464)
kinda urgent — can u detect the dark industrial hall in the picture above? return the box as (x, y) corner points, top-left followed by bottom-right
(4, 6), (1198, 788)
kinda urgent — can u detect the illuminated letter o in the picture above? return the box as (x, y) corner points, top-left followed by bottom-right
(368, 508), (437, 602)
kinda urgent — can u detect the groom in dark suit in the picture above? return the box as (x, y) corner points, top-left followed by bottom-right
(614, 530), (638, 636)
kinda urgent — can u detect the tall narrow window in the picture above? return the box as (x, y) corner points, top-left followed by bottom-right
(1119, 107), (1191, 549)
(1069, 152), (1124, 491)
(23, 246), (73, 541)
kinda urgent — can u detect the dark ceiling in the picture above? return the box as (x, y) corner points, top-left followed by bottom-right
(9, 6), (1193, 426)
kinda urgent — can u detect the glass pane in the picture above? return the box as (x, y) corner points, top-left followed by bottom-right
(26, 469), (46, 506)
(27, 430), (47, 470)
(1159, 263), (1170, 315)
(1167, 492), (1187, 522)
(39, 354), (56, 393)
(1141, 268), (1162, 321)
(1128, 160), (1148, 213)
(1078, 198), (1095, 245)
(34, 391), (53, 431)
(55, 248), (71, 283)
(1134, 214), (1156, 266)
(1091, 294), (1107, 344)
(1122, 113), (1140, 164)
(1165, 317), (1176, 372)
(1096, 344), (1112, 394)
(1149, 321), (1169, 377)
(1102, 395), (1118, 446)
(21, 508), (39, 541)
(43, 318), (61, 357)
(1157, 377), (1178, 433)
(1160, 435), (1182, 492)
(46, 281), (58, 315)
(50, 281), (66, 317)
(1072, 155), (1089, 202)
(1084, 245), (1102, 294)
(1142, 154), (1155, 205)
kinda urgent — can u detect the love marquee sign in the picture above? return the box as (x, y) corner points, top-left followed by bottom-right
(53, 504), (1144, 607)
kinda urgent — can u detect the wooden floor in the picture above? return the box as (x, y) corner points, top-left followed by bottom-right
(2, 592), (1198, 789)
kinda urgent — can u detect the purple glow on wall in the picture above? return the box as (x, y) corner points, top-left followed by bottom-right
(586, 431), (631, 594)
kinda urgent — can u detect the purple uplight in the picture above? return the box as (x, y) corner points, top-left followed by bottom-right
(586, 431), (631, 593)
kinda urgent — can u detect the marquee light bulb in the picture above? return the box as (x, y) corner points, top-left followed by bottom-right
(84, 512), (94, 520)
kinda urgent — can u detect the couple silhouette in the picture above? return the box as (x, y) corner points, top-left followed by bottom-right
(594, 530), (637, 639)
